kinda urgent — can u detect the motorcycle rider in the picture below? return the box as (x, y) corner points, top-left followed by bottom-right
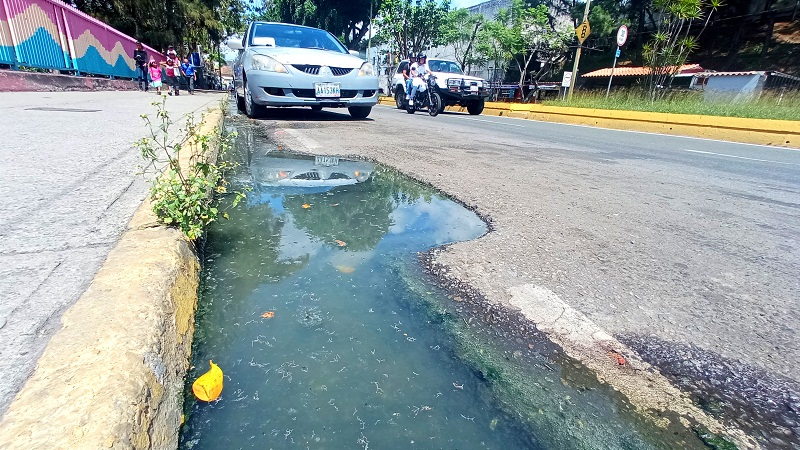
(408, 52), (429, 106)
(402, 53), (416, 100)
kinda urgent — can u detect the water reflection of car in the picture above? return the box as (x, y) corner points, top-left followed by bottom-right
(228, 21), (379, 119)
(250, 155), (374, 188)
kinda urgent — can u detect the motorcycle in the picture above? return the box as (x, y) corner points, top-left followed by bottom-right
(406, 75), (442, 117)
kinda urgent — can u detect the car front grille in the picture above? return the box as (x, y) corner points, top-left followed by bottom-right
(290, 65), (354, 76)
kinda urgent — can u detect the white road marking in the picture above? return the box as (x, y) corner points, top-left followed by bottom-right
(456, 117), (525, 127)
(681, 149), (799, 166)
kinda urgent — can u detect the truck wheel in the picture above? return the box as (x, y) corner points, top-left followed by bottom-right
(467, 99), (484, 115)
(395, 86), (406, 109)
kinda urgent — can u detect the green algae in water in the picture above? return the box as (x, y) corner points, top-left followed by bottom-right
(180, 147), (718, 449)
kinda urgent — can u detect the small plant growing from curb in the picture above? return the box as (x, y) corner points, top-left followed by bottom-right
(136, 96), (246, 240)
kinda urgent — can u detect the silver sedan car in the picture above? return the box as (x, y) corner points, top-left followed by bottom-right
(229, 22), (379, 119)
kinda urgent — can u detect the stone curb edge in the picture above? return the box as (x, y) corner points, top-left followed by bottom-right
(0, 109), (225, 449)
(377, 96), (799, 148)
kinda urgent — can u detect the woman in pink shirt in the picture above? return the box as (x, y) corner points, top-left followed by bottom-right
(148, 58), (163, 94)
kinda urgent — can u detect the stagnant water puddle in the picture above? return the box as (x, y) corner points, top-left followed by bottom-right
(179, 119), (720, 450)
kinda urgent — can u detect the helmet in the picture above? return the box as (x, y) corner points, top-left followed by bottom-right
(416, 52), (426, 60)
(407, 53), (415, 60)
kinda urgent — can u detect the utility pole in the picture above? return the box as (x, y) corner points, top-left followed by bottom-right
(367, 0), (373, 61)
(568, 0), (592, 101)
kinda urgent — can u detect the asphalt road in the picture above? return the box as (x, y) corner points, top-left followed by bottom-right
(0, 91), (225, 416)
(252, 102), (800, 445)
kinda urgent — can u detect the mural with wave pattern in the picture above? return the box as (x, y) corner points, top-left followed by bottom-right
(0, 0), (162, 77)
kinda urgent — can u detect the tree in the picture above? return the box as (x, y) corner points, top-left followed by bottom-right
(486, 0), (572, 101)
(441, 9), (486, 72)
(643, 0), (720, 98)
(254, 0), (381, 49)
(375, 0), (452, 59)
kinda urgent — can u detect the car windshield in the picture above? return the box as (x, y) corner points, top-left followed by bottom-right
(429, 60), (464, 74)
(249, 23), (347, 53)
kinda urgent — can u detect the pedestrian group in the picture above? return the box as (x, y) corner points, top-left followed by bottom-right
(133, 42), (197, 96)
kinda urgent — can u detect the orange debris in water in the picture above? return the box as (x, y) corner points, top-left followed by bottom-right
(335, 265), (356, 273)
(261, 311), (275, 319)
(334, 240), (346, 247)
(302, 203), (311, 209)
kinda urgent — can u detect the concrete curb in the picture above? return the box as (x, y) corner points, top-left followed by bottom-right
(0, 109), (224, 449)
(377, 96), (799, 148)
(0, 69), (139, 92)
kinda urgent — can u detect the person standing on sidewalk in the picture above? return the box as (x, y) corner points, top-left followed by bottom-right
(163, 46), (179, 96)
(180, 57), (196, 95)
(133, 42), (148, 92)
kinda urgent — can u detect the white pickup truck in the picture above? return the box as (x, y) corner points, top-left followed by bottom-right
(391, 58), (489, 115)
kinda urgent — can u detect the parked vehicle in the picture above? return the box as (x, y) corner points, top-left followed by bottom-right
(406, 75), (442, 117)
(392, 58), (489, 115)
(228, 22), (379, 119)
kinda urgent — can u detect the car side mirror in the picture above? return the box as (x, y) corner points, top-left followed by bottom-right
(349, 50), (360, 57)
(227, 40), (243, 50)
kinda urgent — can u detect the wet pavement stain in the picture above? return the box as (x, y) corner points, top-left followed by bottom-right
(179, 117), (726, 450)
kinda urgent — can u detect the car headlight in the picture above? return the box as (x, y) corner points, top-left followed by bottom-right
(251, 54), (287, 73)
(358, 62), (375, 77)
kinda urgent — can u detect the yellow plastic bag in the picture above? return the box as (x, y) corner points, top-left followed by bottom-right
(192, 360), (223, 402)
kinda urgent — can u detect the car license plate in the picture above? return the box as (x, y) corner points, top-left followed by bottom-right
(315, 156), (339, 166)
(315, 82), (340, 98)
(470, 84), (479, 92)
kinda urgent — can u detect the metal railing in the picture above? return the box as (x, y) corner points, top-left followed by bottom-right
(0, 0), (164, 78)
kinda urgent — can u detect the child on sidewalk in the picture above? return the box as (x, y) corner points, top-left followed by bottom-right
(148, 58), (163, 94)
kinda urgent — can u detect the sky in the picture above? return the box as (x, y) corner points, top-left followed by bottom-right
(451, 0), (487, 8)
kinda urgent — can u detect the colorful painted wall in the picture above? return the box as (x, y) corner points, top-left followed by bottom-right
(0, 0), (164, 78)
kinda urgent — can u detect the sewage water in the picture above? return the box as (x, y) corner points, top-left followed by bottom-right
(180, 120), (716, 450)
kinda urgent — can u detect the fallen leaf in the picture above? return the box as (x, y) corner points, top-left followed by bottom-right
(610, 351), (626, 365)
(335, 265), (356, 273)
(334, 239), (346, 247)
(261, 311), (275, 319)
(302, 203), (311, 209)
(331, 203), (339, 206)
(192, 360), (223, 402)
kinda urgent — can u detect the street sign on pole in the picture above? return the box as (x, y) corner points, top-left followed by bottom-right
(616, 25), (628, 47)
(576, 21), (591, 44)
(567, 1), (592, 101)
(561, 71), (572, 87)
(606, 25), (628, 99)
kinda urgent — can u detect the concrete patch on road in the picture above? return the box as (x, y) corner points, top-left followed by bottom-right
(507, 283), (760, 449)
(0, 107), (225, 449)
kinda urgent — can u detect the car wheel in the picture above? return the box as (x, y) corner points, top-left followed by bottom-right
(311, 105), (323, 112)
(348, 106), (372, 119)
(395, 86), (406, 109)
(244, 78), (266, 118)
(467, 99), (484, 115)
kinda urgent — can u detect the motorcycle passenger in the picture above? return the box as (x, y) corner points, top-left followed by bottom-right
(402, 53), (416, 100)
(409, 52), (429, 106)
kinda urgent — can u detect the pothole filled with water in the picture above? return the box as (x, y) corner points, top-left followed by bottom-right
(179, 118), (723, 450)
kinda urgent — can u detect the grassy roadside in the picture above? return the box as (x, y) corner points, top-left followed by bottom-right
(542, 90), (800, 121)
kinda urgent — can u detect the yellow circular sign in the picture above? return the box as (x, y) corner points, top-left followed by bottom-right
(576, 21), (591, 44)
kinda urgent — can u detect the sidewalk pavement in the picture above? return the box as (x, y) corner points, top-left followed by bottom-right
(0, 91), (225, 416)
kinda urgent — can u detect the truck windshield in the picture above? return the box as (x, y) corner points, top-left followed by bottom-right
(429, 60), (464, 74)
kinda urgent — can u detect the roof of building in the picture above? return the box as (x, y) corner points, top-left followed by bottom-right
(693, 71), (800, 81)
(582, 64), (704, 78)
